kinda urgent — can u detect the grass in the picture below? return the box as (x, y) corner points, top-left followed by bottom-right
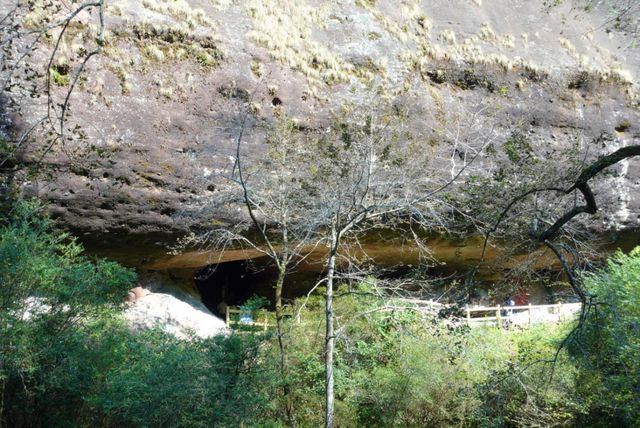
(143, 43), (165, 62)
(245, 0), (356, 88)
(49, 65), (69, 86)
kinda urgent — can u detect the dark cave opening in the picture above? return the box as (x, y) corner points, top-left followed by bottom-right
(195, 257), (275, 317)
(194, 255), (572, 318)
(195, 257), (321, 317)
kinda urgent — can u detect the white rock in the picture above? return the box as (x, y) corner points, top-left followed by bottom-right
(20, 296), (59, 320)
(124, 292), (230, 340)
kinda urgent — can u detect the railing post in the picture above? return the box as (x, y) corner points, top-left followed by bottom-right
(466, 305), (471, 325)
(225, 305), (230, 327)
(496, 305), (501, 329)
(528, 303), (532, 325)
(263, 310), (268, 331)
(558, 302), (563, 322)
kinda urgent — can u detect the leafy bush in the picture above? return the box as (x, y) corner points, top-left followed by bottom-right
(570, 248), (640, 426)
(0, 201), (136, 425)
(89, 331), (268, 427)
(472, 324), (584, 427)
(5, 200), (635, 427)
(0, 202), (267, 427)
(258, 283), (582, 427)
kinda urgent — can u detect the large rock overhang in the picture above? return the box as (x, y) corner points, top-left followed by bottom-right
(1, 0), (639, 261)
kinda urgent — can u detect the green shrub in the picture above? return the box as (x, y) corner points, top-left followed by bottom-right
(90, 331), (268, 427)
(472, 324), (584, 427)
(0, 201), (136, 426)
(0, 202), (267, 427)
(570, 248), (640, 426)
(258, 283), (582, 427)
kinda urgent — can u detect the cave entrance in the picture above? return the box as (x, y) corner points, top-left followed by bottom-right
(195, 257), (321, 317)
(195, 257), (275, 317)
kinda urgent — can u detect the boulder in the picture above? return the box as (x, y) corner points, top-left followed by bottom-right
(124, 291), (230, 339)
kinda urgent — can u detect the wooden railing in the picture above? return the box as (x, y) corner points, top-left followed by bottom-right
(223, 301), (582, 331)
(225, 307), (269, 331)
(397, 298), (444, 310)
(464, 302), (582, 328)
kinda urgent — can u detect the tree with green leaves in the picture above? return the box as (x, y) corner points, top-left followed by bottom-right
(0, 201), (270, 427)
(0, 200), (135, 426)
(571, 248), (640, 425)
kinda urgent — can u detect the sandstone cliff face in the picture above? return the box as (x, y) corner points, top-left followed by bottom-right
(1, 0), (639, 268)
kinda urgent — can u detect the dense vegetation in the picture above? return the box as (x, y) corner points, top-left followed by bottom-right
(0, 202), (638, 427)
(570, 249), (640, 426)
(1, 0), (638, 425)
(0, 203), (267, 427)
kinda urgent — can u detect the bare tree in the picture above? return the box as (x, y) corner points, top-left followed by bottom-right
(178, 112), (325, 426)
(0, 0), (105, 173)
(296, 102), (495, 427)
(582, 0), (639, 40)
(183, 93), (497, 427)
(477, 136), (640, 313)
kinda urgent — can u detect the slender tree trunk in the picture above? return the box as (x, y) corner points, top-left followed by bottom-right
(274, 264), (296, 427)
(325, 228), (338, 428)
(0, 377), (4, 428)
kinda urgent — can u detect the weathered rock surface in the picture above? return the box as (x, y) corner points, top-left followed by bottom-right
(1, 0), (639, 270)
(124, 291), (230, 339)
